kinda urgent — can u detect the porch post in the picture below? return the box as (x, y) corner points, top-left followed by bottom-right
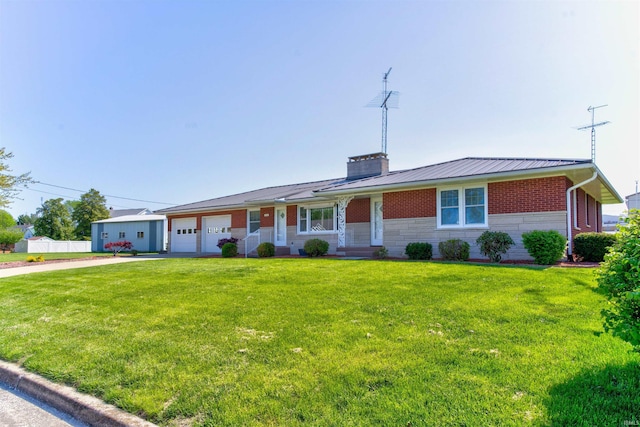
(337, 196), (354, 248)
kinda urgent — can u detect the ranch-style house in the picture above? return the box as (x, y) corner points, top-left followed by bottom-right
(156, 153), (622, 260)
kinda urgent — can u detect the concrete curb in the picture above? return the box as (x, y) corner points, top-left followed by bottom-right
(0, 360), (157, 427)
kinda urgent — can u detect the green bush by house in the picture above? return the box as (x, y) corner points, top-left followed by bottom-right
(221, 242), (238, 258)
(438, 239), (470, 261)
(303, 239), (329, 257)
(405, 242), (433, 260)
(522, 230), (566, 265)
(573, 232), (616, 262)
(256, 242), (275, 258)
(476, 231), (514, 263)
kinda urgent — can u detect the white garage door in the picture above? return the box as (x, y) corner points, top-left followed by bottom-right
(171, 218), (197, 252)
(203, 215), (232, 253)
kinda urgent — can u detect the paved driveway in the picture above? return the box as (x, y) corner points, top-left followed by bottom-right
(0, 256), (162, 278)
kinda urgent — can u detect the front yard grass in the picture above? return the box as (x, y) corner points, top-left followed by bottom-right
(0, 258), (638, 426)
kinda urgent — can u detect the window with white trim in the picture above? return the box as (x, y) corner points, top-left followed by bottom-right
(137, 231), (144, 239)
(298, 205), (336, 233)
(119, 231), (126, 238)
(248, 210), (260, 233)
(437, 186), (487, 228)
(101, 232), (108, 239)
(585, 193), (591, 227)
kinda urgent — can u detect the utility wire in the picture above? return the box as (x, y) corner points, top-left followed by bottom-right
(33, 181), (178, 205)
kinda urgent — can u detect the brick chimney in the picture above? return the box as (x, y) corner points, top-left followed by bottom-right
(346, 152), (389, 181)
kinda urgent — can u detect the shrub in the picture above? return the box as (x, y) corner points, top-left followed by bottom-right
(104, 240), (133, 256)
(221, 242), (238, 258)
(303, 239), (329, 257)
(596, 210), (640, 351)
(438, 239), (470, 261)
(476, 231), (514, 263)
(217, 237), (239, 249)
(405, 242), (433, 260)
(573, 232), (617, 262)
(373, 246), (389, 259)
(256, 242), (275, 258)
(522, 230), (566, 265)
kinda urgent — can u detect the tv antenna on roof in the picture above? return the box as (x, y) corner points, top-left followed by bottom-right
(367, 67), (399, 154)
(576, 104), (610, 163)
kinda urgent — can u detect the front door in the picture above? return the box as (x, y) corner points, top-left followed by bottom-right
(371, 197), (383, 246)
(275, 208), (286, 246)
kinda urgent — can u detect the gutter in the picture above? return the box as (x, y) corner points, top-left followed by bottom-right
(566, 170), (598, 256)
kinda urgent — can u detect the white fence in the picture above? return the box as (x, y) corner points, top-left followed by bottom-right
(14, 240), (92, 253)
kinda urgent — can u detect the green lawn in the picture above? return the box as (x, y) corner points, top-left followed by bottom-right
(0, 252), (113, 262)
(0, 259), (638, 426)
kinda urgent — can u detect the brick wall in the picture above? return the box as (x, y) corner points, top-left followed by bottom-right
(287, 205), (297, 226)
(571, 188), (601, 242)
(260, 207), (275, 227)
(346, 198), (370, 223)
(383, 189), (436, 219)
(488, 176), (568, 214)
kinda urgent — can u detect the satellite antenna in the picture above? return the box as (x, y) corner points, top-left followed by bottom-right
(576, 104), (610, 162)
(367, 68), (399, 154)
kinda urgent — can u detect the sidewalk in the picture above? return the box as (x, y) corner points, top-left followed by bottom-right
(0, 256), (162, 278)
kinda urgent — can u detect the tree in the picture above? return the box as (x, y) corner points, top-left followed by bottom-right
(0, 209), (15, 229)
(17, 213), (38, 225)
(0, 147), (33, 208)
(34, 198), (74, 240)
(104, 240), (133, 256)
(597, 210), (640, 351)
(72, 189), (110, 240)
(0, 228), (23, 253)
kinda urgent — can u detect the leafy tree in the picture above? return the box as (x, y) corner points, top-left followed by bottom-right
(17, 213), (38, 225)
(72, 189), (110, 240)
(0, 228), (23, 253)
(597, 210), (640, 351)
(34, 198), (74, 240)
(0, 147), (33, 208)
(0, 209), (15, 229)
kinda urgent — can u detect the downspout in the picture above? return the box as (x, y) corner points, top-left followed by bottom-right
(566, 170), (598, 257)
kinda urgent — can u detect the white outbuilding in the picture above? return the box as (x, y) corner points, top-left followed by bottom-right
(91, 214), (167, 253)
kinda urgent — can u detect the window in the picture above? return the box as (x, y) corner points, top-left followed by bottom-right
(585, 194), (591, 227)
(177, 229), (181, 235)
(137, 231), (144, 239)
(101, 232), (108, 239)
(248, 210), (260, 233)
(299, 205), (336, 233)
(119, 231), (126, 239)
(437, 186), (487, 228)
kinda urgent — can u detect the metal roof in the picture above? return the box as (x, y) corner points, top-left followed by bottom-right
(93, 214), (167, 224)
(156, 157), (622, 214)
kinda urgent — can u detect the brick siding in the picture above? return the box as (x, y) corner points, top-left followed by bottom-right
(383, 189), (436, 219)
(488, 176), (568, 214)
(346, 198), (370, 223)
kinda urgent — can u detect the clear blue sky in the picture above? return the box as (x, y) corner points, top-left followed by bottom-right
(1, 0), (638, 218)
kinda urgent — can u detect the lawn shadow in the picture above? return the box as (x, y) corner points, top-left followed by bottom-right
(545, 362), (640, 426)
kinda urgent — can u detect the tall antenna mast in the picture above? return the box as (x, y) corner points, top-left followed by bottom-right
(576, 104), (610, 162)
(367, 68), (399, 154)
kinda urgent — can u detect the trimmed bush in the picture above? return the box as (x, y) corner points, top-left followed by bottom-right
(596, 210), (640, 350)
(303, 239), (329, 257)
(438, 239), (470, 261)
(405, 242), (433, 260)
(256, 242), (275, 258)
(26, 255), (45, 262)
(573, 232), (617, 262)
(476, 231), (514, 263)
(373, 246), (389, 259)
(221, 242), (238, 258)
(522, 230), (566, 265)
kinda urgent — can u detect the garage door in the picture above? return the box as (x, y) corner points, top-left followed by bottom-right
(202, 215), (232, 253)
(171, 218), (197, 252)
